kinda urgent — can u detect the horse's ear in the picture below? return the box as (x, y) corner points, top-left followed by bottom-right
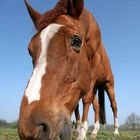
(24, 0), (42, 28)
(67, 0), (84, 19)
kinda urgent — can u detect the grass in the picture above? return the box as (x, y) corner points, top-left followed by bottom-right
(0, 128), (140, 140)
(0, 128), (19, 140)
(86, 130), (140, 140)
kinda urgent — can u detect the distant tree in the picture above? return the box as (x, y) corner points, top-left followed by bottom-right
(124, 113), (140, 130)
(9, 120), (18, 129)
(88, 125), (94, 131)
(0, 119), (18, 128)
(103, 124), (114, 130)
(0, 119), (8, 128)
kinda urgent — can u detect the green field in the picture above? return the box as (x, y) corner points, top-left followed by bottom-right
(0, 128), (140, 140)
(0, 128), (19, 140)
(86, 131), (140, 140)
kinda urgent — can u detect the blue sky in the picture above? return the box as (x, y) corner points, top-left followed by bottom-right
(0, 0), (140, 125)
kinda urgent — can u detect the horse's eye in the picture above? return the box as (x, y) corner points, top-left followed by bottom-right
(71, 36), (82, 49)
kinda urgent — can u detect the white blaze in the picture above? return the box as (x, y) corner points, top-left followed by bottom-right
(25, 24), (63, 104)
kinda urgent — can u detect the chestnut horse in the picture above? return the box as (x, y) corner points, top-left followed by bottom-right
(74, 53), (119, 138)
(18, 0), (118, 140)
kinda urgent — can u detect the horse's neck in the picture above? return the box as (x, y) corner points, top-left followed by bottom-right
(81, 10), (109, 65)
(81, 9), (103, 61)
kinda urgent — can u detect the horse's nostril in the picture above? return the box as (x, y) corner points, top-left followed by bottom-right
(38, 123), (50, 139)
(39, 123), (48, 132)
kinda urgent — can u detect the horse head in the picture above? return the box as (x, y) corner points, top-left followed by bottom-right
(18, 0), (91, 139)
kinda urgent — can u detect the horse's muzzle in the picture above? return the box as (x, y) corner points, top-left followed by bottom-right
(18, 118), (72, 140)
(38, 121), (72, 140)
(60, 121), (72, 140)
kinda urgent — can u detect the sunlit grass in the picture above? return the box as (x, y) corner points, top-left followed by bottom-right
(0, 128), (19, 140)
(86, 130), (140, 140)
(0, 128), (140, 140)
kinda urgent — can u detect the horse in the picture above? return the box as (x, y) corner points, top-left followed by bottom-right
(18, 0), (118, 140)
(74, 50), (119, 138)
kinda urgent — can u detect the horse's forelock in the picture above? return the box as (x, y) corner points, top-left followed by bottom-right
(36, 0), (84, 32)
(36, 0), (67, 31)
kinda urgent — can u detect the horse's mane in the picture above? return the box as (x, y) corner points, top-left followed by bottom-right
(36, 0), (67, 31)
